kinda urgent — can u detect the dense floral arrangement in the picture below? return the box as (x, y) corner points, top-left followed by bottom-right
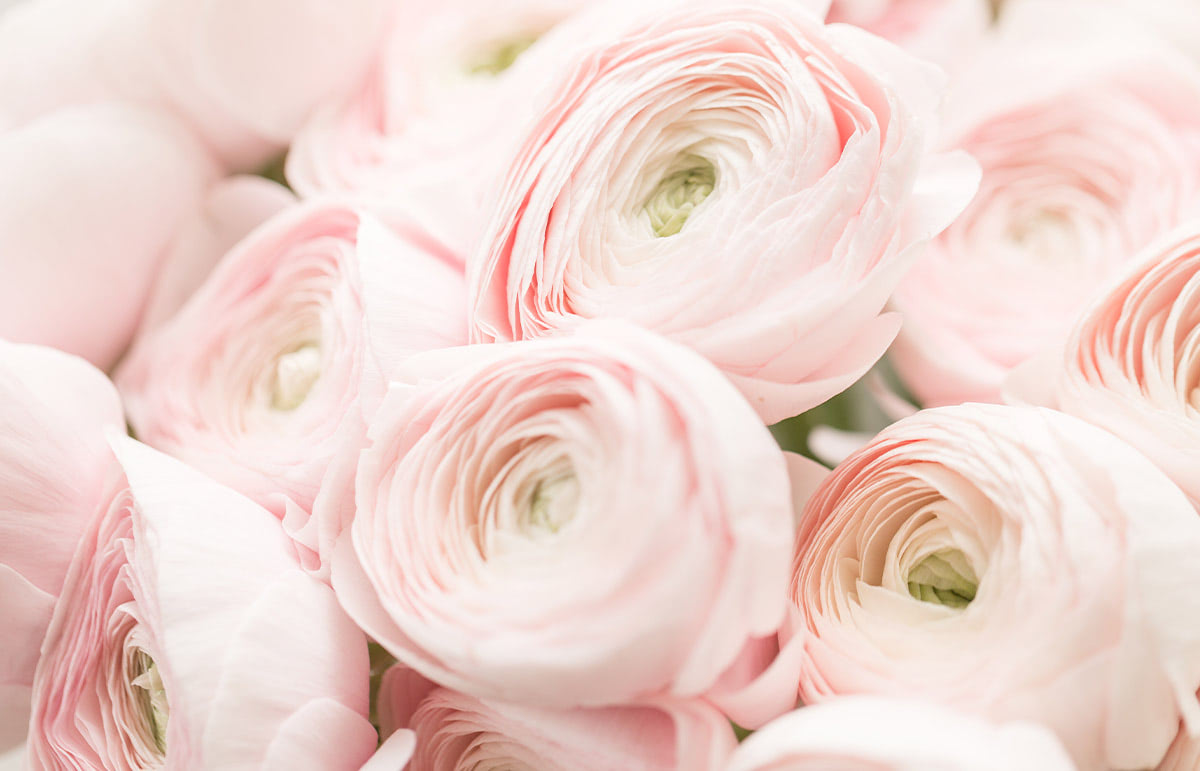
(3, 0), (1200, 769)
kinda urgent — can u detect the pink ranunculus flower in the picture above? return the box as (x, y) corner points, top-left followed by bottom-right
(0, 342), (125, 751)
(467, 0), (979, 423)
(369, 664), (735, 771)
(1007, 223), (1200, 507)
(116, 204), (468, 573)
(889, 11), (1200, 407)
(728, 697), (1077, 770)
(0, 0), (393, 168)
(287, 0), (598, 248)
(0, 103), (217, 370)
(26, 437), (377, 770)
(332, 321), (798, 706)
(790, 403), (1200, 770)
(826, 0), (991, 68)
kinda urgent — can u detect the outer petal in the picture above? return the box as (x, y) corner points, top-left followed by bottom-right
(138, 175), (295, 332)
(0, 104), (217, 368)
(728, 697), (1077, 770)
(118, 437), (375, 768)
(0, 0), (392, 167)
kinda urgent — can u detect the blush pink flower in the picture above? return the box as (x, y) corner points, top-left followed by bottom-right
(0, 342), (125, 751)
(0, 0), (393, 168)
(332, 321), (797, 707)
(727, 697), (1076, 770)
(0, 103), (217, 370)
(116, 204), (467, 573)
(369, 664), (735, 771)
(26, 438), (377, 770)
(890, 14), (1200, 406)
(1008, 223), (1200, 508)
(468, 0), (978, 423)
(791, 404), (1200, 769)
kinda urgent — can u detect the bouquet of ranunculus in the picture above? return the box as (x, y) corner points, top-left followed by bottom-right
(6, 0), (1200, 768)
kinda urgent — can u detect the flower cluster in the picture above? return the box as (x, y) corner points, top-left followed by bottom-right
(4, 0), (1200, 769)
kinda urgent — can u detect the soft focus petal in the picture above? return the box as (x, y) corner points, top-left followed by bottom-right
(0, 103), (217, 368)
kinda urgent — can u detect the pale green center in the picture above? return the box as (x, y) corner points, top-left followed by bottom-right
(468, 35), (538, 76)
(131, 651), (169, 754)
(524, 473), (579, 535)
(644, 155), (716, 237)
(270, 344), (321, 411)
(906, 549), (978, 609)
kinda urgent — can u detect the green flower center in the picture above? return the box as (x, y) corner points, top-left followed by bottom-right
(524, 472), (579, 535)
(468, 35), (538, 76)
(131, 651), (169, 754)
(643, 155), (716, 237)
(907, 549), (978, 609)
(270, 343), (321, 411)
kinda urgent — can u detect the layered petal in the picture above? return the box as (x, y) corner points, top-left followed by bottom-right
(26, 437), (376, 770)
(0, 342), (125, 749)
(791, 404), (1200, 769)
(332, 321), (797, 706)
(467, 0), (977, 422)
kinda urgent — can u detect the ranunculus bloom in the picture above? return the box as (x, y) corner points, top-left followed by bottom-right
(727, 697), (1076, 770)
(890, 13), (1200, 406)
(791, 404), (1200, 770)
(0, 103), (217, 370)
(117, 204), (467, 572)
(287, 0), (597, 245)
(332, 321), (796, 706)
(468, 0), (978, 423)
(0, 342), (125, 751)
(826, 0), (990, 67)
(26, 438), (377, 770)
(0, 0), (392, 167)
(1008, 223), (1200, 507)
(369, 664), (735, 771)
